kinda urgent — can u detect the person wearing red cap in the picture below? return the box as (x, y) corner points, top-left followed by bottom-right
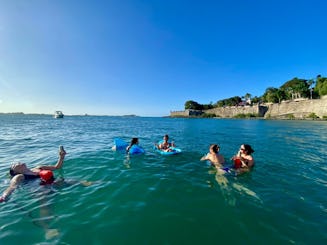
(0, 146), (66, 202)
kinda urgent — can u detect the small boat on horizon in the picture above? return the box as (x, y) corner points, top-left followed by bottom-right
(54, 111), (64, 118)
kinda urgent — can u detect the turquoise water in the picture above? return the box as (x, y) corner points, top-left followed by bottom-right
(0, 115), (326, 244)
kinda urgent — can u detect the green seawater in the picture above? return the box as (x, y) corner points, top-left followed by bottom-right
(0, 115), (326, 244)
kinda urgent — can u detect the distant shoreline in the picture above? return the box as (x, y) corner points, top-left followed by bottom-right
(0, 113), (139, 117)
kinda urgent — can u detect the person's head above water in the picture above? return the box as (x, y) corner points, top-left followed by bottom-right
(240, 144), (254, 155)
(9, 162), (29, 176)
(209, 144), (220, 154)
(130, 138), (139, 145)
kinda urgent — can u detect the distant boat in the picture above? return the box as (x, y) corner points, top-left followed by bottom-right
(54, 111), (64, 118)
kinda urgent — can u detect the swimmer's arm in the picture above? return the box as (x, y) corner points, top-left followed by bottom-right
(38, 149), (66, 171)
(246, 158), (254, 168)
(239, 157), (248, 168)
(232, 150), (242, 161)
(239, 156), (254, 168)
(200, 153), (209, 161)
(0, 174), (25, 202)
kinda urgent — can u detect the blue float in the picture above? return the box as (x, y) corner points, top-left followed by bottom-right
(113, 138), (145, 155)
(154, 140), (182, 155)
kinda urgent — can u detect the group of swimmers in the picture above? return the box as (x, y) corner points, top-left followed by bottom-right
(200, 143), (255, 174)
(124, 134), (255, 172)
(0, 135), (255, 203)
(123, 134), (175, 153)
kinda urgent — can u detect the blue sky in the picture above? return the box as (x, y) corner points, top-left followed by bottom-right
(0, 0), (326, 116)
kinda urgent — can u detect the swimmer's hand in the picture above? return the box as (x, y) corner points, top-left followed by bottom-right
(45, 228), (59, 240)
(59, 146), (66, 157)
(80, 180), (93, 186)
(0, 194), (7, 202)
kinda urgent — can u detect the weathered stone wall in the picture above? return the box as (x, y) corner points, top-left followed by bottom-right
(170, 109), (203, 117)
(205, 104), (263, 117)
(264, 96), (327, 119)
(170, 110), (190, 117)
(170, 97), (327, 119)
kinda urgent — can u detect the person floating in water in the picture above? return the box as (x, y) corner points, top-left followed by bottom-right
(0, 146), (67, 202)
(126, 137), (145, 154)
(231, 144), (255, 174)
(200, 144), (225, 168)
(155, 134), (175, 152)
(126, 137), (139, 152)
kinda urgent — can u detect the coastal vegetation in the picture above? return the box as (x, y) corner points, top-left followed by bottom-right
(233, 113), (259, 119)
(307, 112), (319, 120)
(287, 114), (295, 120)
(184, 75), (327, 109)
(201, 113), (217, 118)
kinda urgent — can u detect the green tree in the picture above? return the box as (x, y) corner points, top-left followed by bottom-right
(184, 100), (202, 110)
(216, 96), (242, 107)
(251, 96), (262, 104)
(280, 77), (310, 99)
(307, 79), (315, 99)
(276, 89), (286, 103)
(244, 93), (251, 100)
(314, 76), (327, 97)
(202, 103), (214, 110)
(262, 87), (280, 103)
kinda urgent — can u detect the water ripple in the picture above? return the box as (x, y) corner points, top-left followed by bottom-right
(0, 116), (327, 244)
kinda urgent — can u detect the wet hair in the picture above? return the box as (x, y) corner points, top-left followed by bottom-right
(127, 138), (139, 152)
(9, 168), (16, 176)
(210, 144), (220, 153)
(9, 163), (19, 176)
(243, 144), (254, 154)
(130, 138), (138, 146)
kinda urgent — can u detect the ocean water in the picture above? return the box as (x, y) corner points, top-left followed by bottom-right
(0, 115), (326, 244)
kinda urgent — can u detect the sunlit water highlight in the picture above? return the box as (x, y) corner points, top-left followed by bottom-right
(0, 115), (326, 244)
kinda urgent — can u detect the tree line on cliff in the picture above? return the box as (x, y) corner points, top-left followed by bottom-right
(185, 75), (327, 110)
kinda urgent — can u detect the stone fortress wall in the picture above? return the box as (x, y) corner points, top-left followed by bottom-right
(264, 96), (327, 119)
(205, 104), (265, 118)
(170, 96), (327, 119)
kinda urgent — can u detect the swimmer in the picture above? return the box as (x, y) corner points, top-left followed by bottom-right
(126, 138), (140, 153)
(0, 146), (66, 202)
(155, 134), (175, 152)
(231, 144), (255, 173)
(200, 144), (225, 168)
